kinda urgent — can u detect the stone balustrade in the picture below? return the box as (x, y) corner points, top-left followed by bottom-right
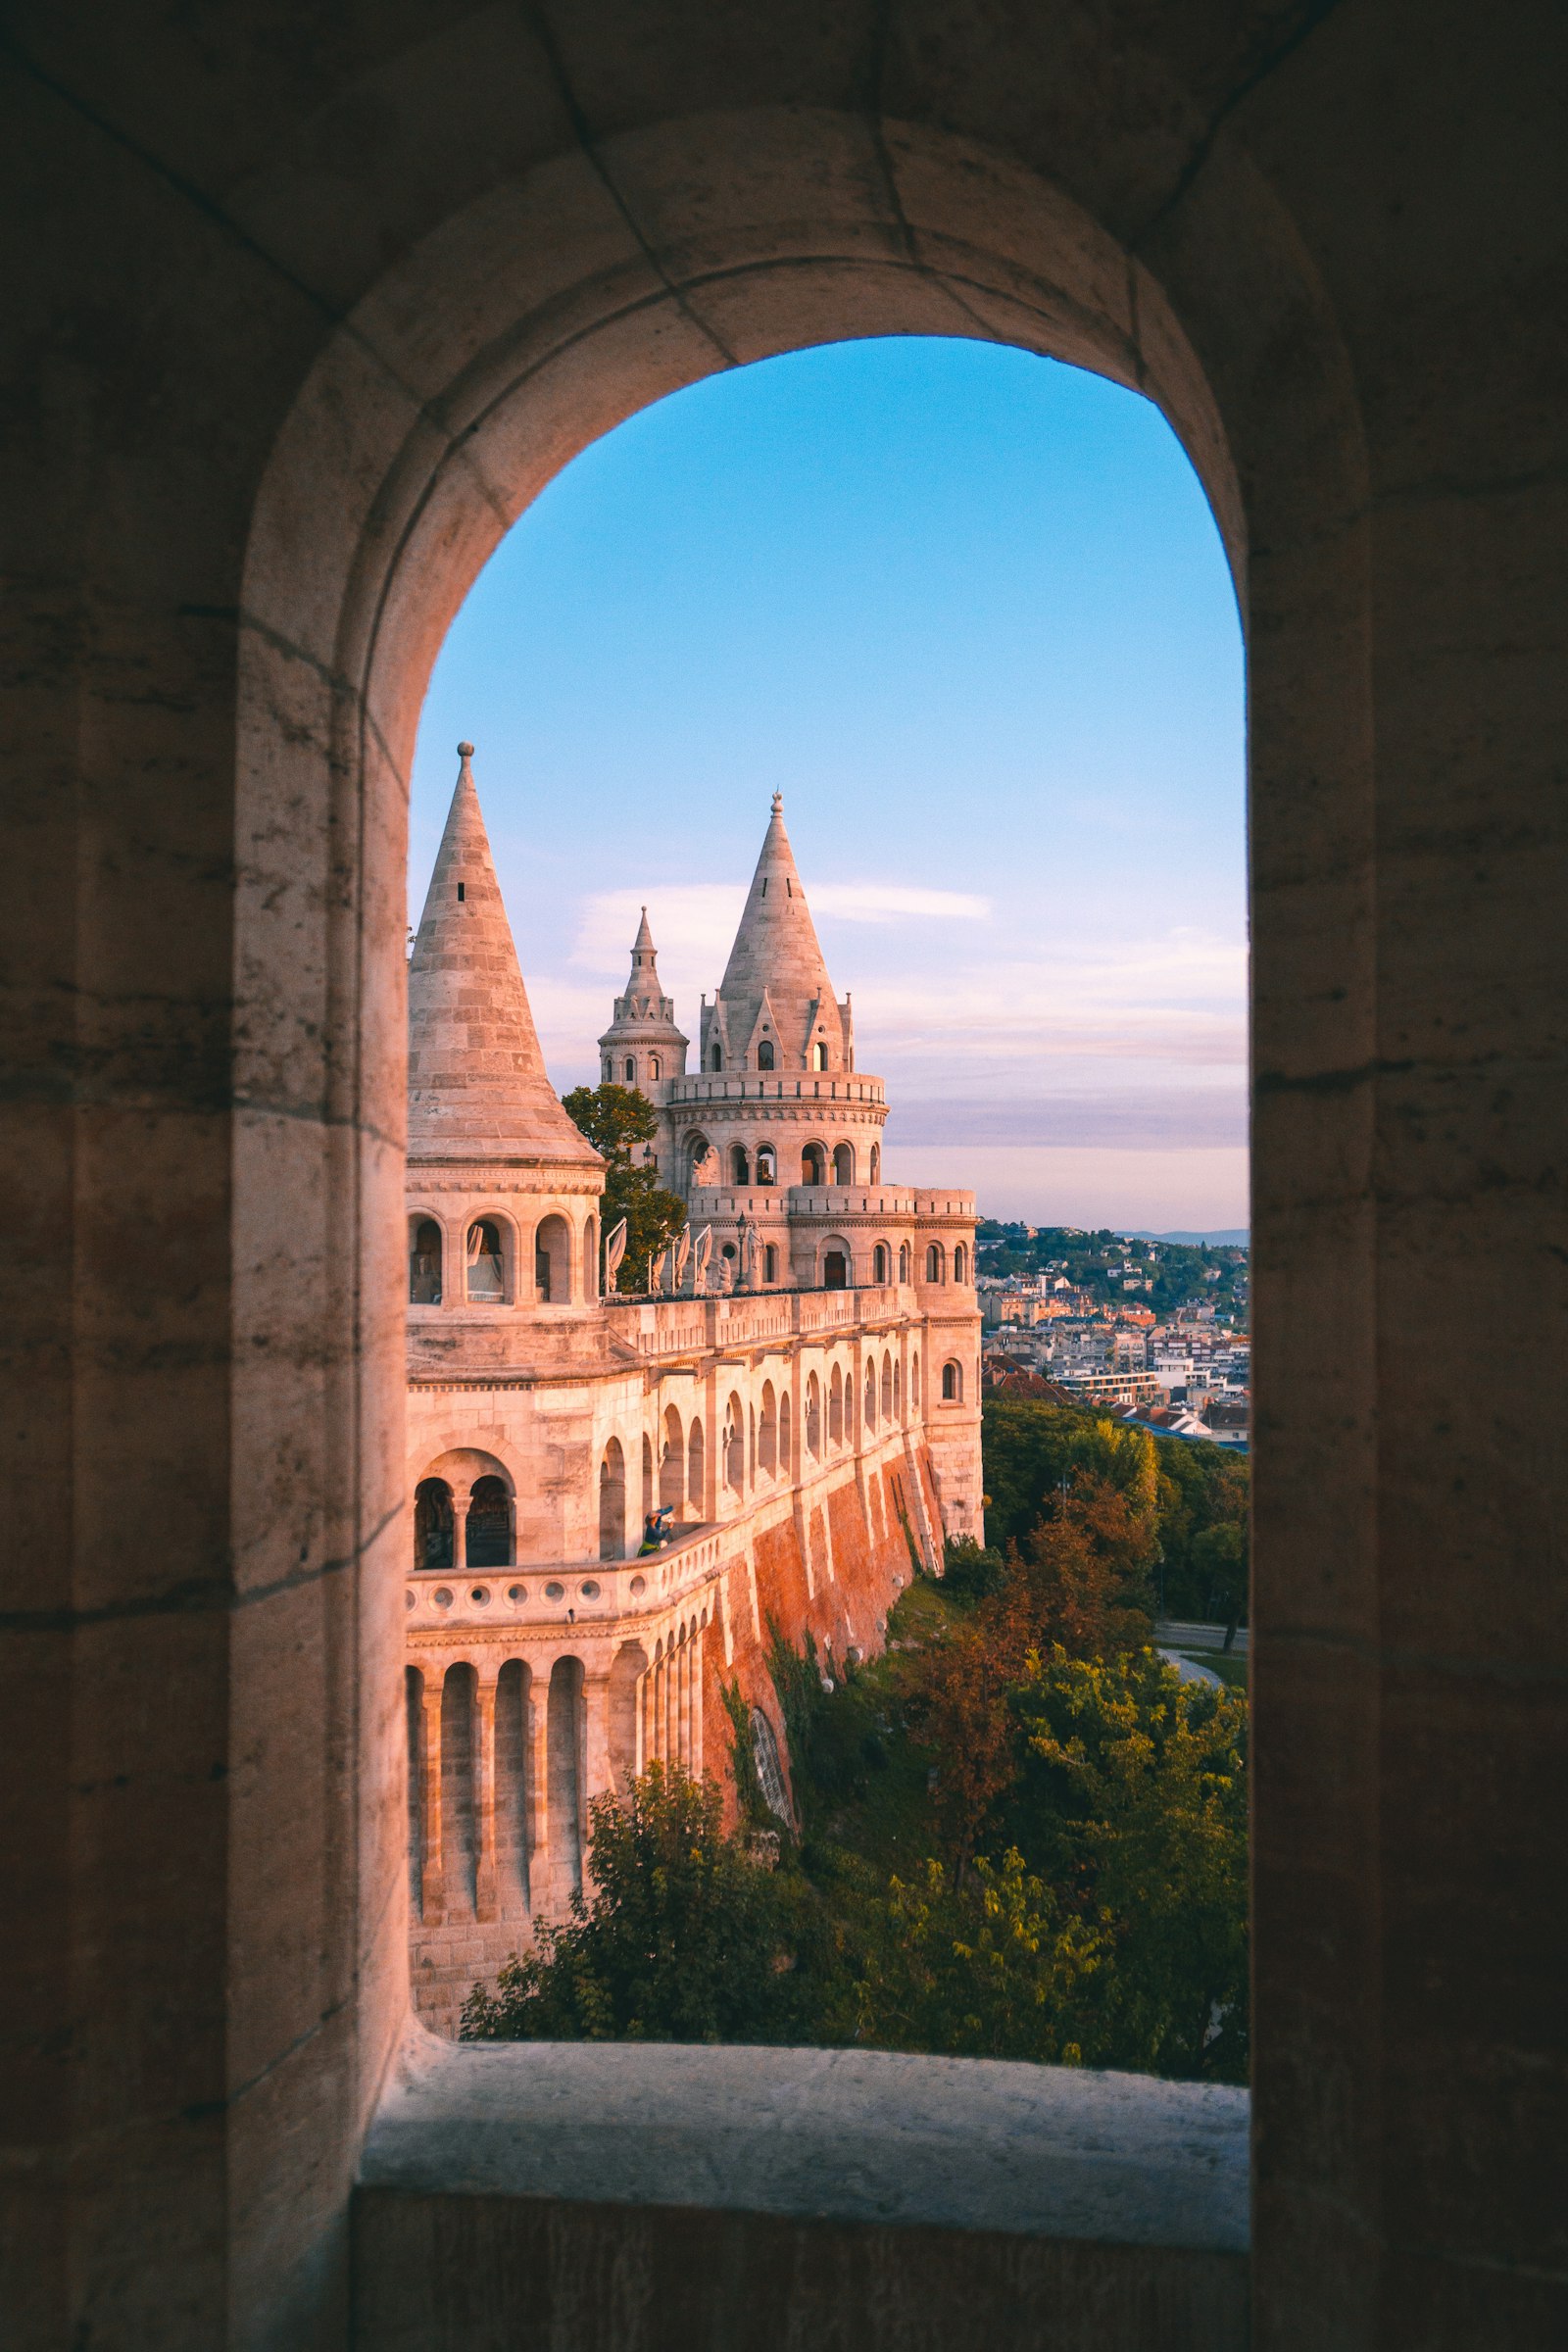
(605, 1282), (913, 1358)
(406, 1527), (723, 1632)
(663, 1072), (887, 1106)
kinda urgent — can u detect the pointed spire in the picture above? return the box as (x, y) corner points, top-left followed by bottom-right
(710, 794), (843, 1068)
(632, 905), (656, 956)
(408, 745), (600, 1166)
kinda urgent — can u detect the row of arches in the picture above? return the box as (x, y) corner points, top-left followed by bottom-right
(602, 1052), (665, 1083)
(686, 1137), (881, 1190)
(408, 1210), (591, 1308)
(707, 1040), (841, 1074)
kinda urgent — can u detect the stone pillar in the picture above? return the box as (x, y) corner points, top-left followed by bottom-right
(473, 1671), (498, 1923)
(582, 1671), (612, 1810)
(420, 1673), (446, 1926)
(452, 1494), (469, 1572)
(690, 1624), (705, 1777)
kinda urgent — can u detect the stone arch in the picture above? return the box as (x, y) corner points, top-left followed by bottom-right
(869, 1144), (881, 1184)
(599, 1438), (626, 1561)
(730, 1144), (751, 1185)
(943, 1359), (963, 1403)
(805, 1373), (821, 1461)
(828, 1364), (844, 1448)
(882, 1350), (894, 1422)
(660, 1403), (684, 1513)
(760, 1380), (778, 1476)
(821, 1236), (852, 1291)
(408, 1213), (443, 1305)
(535, 1212), (571, 1304)
(863, 1356), (877, 1431)
(832, 1142), (855, 1186)
(954, 1241), (967, 1285)
(899, 1242), (911, 1284)
(780, 1388), (793, 1474)
(466, 1473), (512, 1568)
(583, 1213), (599, 1301)
(687, 1416), (705, 1514)
(925, 1242), (946, 1284)
(872, 1241), (890, 1285)
(685, 1130), (716, 1187)
(723, 1392), (745, 1492)
(800, 1143), (826, 1186)
(413, 1477), (453, 1571)
(465, 1214), (510, 1303)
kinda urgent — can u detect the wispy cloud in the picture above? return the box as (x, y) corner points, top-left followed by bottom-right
(810, 883), (990, 924)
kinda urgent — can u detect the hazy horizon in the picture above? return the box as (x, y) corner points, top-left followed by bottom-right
(411, 336), (1247, 1231)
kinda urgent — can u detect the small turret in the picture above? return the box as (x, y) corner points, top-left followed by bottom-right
(700, 794), (854, 1074)
(597, 906), (688, 1096)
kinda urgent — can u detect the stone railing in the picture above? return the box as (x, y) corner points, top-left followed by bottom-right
(605, 1286), (912, 1360)
(663, 1071), (886, 1107)
(406, 1525), (724, 1633)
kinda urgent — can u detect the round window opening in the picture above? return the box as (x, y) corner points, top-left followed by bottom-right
(630, 1573), (646, 1595)
(544, 1581), (564, 1601)
(403, 1590), (415, 1611)
(432, 1587), (454, 1610)
(507, 1583), (526, 1604)
(751, 1708), (792, 1825)
(580, 1580), (601, 1600)
(470, 1586), (490, 1606)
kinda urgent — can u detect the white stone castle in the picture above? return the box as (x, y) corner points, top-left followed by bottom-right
(404, 747), (981, 2029)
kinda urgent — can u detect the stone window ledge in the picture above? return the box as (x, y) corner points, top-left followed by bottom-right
(353, 2034), (1248, 2349)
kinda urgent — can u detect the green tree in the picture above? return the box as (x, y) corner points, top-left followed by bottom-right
(562, 1082), (686, 1291)
(460, 1763), (816, 2044)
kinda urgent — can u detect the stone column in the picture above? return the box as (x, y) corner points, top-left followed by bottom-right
(419, 1673), (446, 1926)
(582, 1670), (612, 1810)
(690, 1623), (705, 1777)
(451, 1494), (469, 1572)
(473, 1671), (498, 1923)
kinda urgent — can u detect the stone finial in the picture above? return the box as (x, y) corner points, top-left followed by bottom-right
(771, 791), (783, 814)
(458, 741), (475, 759)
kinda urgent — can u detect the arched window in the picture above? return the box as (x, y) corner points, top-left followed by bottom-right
(882, 1351), (894, 1420)
(833, 1143), (854, 1185)
(756, 1146), (776, 1185)
(710, 1045), (722, 1070)
(812, 1040), (828, 1070)
(642, 1432), (654, 1519)
(466, 1474), (512, 1568)
(650, 1054), (662, 1081)
(623, 1056), (635, 1082)
(599, 1439), (626, 1561)
(687, 1134), (712, 1188)
(757, 1038), (774, 1070)
(760, 1382), (778, 1475)
(409, 1215), (442, 1305)
(864, 1358), (877, 1430)
(911, 1351), (921, 1409)
(535, 1213), (570, 1303)
(805, 1374), (820, 1459)
(583, 1213), (598, 1300)
(942, 1360), (963, 1402)
(954, 1242), (968, 1284)
(763, 1243), (777, 1284)
(823, 1249), (848, 1291)
(414, 1477), (453, 1570)
(872, 1242), (890, 1285)
(869, 1143), (880, 1183)
(661, 1404), (684, 1512)
(828, 1365), (845, 1446)
(893, 1359), (902, 1419)
(925, 1243), (944, 1283)
(802, 1144), (826, 1186)
(688, 1417), (705, 1510)
(466, 1217), (506, 1301)
(731, 1145), (751, 1185)
(780, 1389), (793, 1470)
(723, 1396), (744, 1492)
(603, 1057), (612, 1081)
(898, 1242), (910, 1283)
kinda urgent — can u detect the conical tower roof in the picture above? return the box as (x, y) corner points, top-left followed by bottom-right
(408, 745), (601, 1167)
(711, 794), (843, 1067)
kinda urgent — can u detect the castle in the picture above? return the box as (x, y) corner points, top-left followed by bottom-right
(405, 747), (981, 2030)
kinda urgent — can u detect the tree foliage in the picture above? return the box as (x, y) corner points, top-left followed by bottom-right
(562, 1082), (686, 1292)
(461, 1763), (817, 2044)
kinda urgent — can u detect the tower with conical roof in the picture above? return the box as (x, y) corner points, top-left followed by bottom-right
(406, 745), (605, 1342)
(698, 793), (854, 1078)
(596, 906), (688, 1102)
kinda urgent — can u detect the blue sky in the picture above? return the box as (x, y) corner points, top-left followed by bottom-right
(411, 337), (1247, 1231)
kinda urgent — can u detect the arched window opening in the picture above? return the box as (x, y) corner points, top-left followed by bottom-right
(894, 1359), (902, 1419)
(710, 1045), (722, 1070)
(441, 1664), (478, 1918)
(756, 1145), (776, 1186)
(882, 1352), (894, 1420)
(661, 1404), (684, 1513)
(603, 1057), (612, 1081)
(649, 1054), (662, 1081)
(802, 1144), (826, 1186)
(812, 1040), (828, 1071)
(642, 1432), (654, 1520)
(624, 1056), (636, 1082)
(406, 1668), (425, 1918)
(763, 1243), (777, 1284)
(911, 1352), (921, 1410)
(899, 1242), (910, 1283)
(780, 1389), (793, 1471)
(833, 1143), (854, 1185)
(805, 1374), (820, 1459)
(466, 1474), (512, 1568)
(864, 1358), (877, 1430)
(599, 1438), (626, 1561)
(751, 1708), (791, 1824)
(535, 1212), (570, 1304)
(409, 1216), (442, 1305)
(760, 1382), (778, 1476)
(722, 1397), (745, 1493)
(548, 1657), (583, 1901)
(687, 1133), (713, 1188)
(466, 1217), (506, 1301)
(926, 1244), (944, 1283)
(583, 1214), (598, 1301)
(731, 1145), (751, 1185)
(757, 1038), (774, 1070)
(943, 1360), (963, 1402)
(687, 1418), (705, 1512)
(823, 1249), (848, 1291)
(869, 1144), (880, 1183)
(829, 1365), (844, 1447)
(872, 1242), (890, 1285)
(495, 1659), (530, 1914)
(954, 1242), (968, 1284)
(414, 1478), (453, 1571)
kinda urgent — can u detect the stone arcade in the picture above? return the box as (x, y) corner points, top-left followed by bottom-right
(404, 750), (980, 2028)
